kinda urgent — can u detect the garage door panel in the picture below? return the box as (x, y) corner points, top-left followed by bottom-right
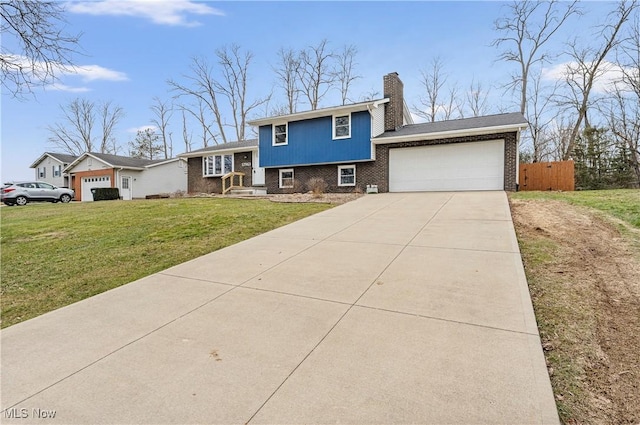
(81, 175), (111, 201)
(389, 140), (504, 192)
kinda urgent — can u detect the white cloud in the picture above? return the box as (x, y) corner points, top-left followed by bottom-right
(542, 60), (628, 94)
(127, 125), (157, 134)
(3, 55), (127, 91)
(47, 83), (92, 93)
(72, 64), (129, 82)
(67, 0), (224, 27)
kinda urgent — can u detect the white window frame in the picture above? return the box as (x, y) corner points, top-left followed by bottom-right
(338, 164), (356, 187)
(333, 113), (351, 140)
(272, 123), (288, 146)
(202, 154), (234, 177)
(279, 168), (294, 189)
(53, 165), (61, 177)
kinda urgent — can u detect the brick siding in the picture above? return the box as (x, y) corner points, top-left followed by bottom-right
(187, 151), (254, 194)
(263, 132), (519, 194)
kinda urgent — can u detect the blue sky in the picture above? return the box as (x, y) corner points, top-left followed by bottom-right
(1, 1), (613, 181)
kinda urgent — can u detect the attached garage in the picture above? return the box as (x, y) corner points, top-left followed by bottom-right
(81, 175), (111, 202)
(389, 140), (505, 192)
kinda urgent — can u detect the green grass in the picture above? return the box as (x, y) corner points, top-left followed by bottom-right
(0, 198), (331, 328)
(511, 189), (640, 228)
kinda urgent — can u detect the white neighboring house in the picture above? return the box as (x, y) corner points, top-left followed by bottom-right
(63, 152), (188, 201)
(29, 152), (78, 188)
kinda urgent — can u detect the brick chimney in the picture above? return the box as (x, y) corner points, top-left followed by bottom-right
(383, 72), (404, 132)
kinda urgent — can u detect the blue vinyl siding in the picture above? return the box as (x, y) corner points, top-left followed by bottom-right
(259, 111), (372, 167)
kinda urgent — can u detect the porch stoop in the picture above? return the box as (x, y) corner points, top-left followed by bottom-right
(228, 187), (268, 196)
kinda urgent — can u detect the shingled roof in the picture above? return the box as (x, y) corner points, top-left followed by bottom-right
(374, 112), (528, 141)
(179, 139), (258, 158)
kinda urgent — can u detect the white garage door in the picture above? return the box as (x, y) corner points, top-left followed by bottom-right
(389, 140), (505, 192)
(81, 175), (111, 201)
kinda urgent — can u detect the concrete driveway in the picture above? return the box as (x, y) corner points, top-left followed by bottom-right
(1, 192), (559, 424)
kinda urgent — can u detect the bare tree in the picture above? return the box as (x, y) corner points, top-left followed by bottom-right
(525, 70), (560, 161)
(181, 110), (193, 153)
(169, 45), (268, 144)
(151, 97), (174, 159)
(333, 44), (360, 105)
(273, 47), (300, 114)
(560, 1), (638, 160)
(99, 100), (124, 154)
(465, 79), (491, 117)
(215, 44), (270, 141)
(169, 57), (225, 144)
(601, 15), (640, 185)
(297, 39), (335, 110)
(413, 57), (449, 122)
(493, 0), (580, 115)
(442, 86), (464, 121)
(47, 98), (124, 155)
(1, 0), (81, 97)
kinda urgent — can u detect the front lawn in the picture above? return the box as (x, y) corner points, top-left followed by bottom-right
(512, 189), (640, 228)
(0, 198), (331, 328)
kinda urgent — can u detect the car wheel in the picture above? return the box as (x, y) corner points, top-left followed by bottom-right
(15, 196), (28, 206)
(3, 202), (15, 206)
(60, 194), (72, 203)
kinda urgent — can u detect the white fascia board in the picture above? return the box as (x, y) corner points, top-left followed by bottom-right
(145, 158), (187, 168)
(29, 153), (50, 169)
(372, 123), (529, 145)
(248, 99), (389, 126)
(262, 158), (374, 169)
(178, 146), (258, 158)
(64, 153), (113, 172)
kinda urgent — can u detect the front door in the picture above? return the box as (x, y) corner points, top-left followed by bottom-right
(252, 150), (265, 186)
(121, 176), (132, 200)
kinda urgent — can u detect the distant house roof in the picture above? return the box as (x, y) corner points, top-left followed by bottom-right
(30, 152), (78, 168)
(64, 152), (183, 172)
(179, 139), (258, 158)
(373, 112), (528, 144)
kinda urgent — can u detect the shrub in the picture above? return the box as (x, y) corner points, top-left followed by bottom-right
(307, 177), (328, 198)
(91, 187), (120, 201)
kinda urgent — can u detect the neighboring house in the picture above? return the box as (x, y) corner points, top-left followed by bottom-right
(29, 152), (78, 188)
(63, 152), (187, 201)
(179, 139), (265, 194)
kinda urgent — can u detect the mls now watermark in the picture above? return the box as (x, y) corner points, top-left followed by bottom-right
(4, 408), (57, 419)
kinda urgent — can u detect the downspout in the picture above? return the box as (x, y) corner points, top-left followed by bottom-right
(117, 168), (123, 199)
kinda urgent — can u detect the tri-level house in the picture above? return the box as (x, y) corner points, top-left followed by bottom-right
(30, 152), (78, 188)
(186, 72), (528, 194)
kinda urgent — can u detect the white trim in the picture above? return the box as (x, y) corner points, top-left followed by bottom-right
(263, 158), (372, 169)
(145, 158), (187, 168)
(279, 168), (294, 188)
(202, 154), (234, 177)
(372, 123), (528, 145)
(332, 113), (351, 140)
(272, 123), (288, 146)
(249, 99), (389, 126)
(179, 146), (257, 158)
(338, 164), (356, 187)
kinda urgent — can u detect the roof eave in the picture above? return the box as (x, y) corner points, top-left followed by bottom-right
(248, 99), (389, 126)
(178, 145), (258, 158)
(145, 158), (186, 168)
(372, 123), (528, 145)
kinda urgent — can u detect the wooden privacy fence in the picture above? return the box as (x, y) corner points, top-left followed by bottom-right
(519, 160), (575, 191)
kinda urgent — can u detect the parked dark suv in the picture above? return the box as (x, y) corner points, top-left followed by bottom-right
(1, 181), (75, 206)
